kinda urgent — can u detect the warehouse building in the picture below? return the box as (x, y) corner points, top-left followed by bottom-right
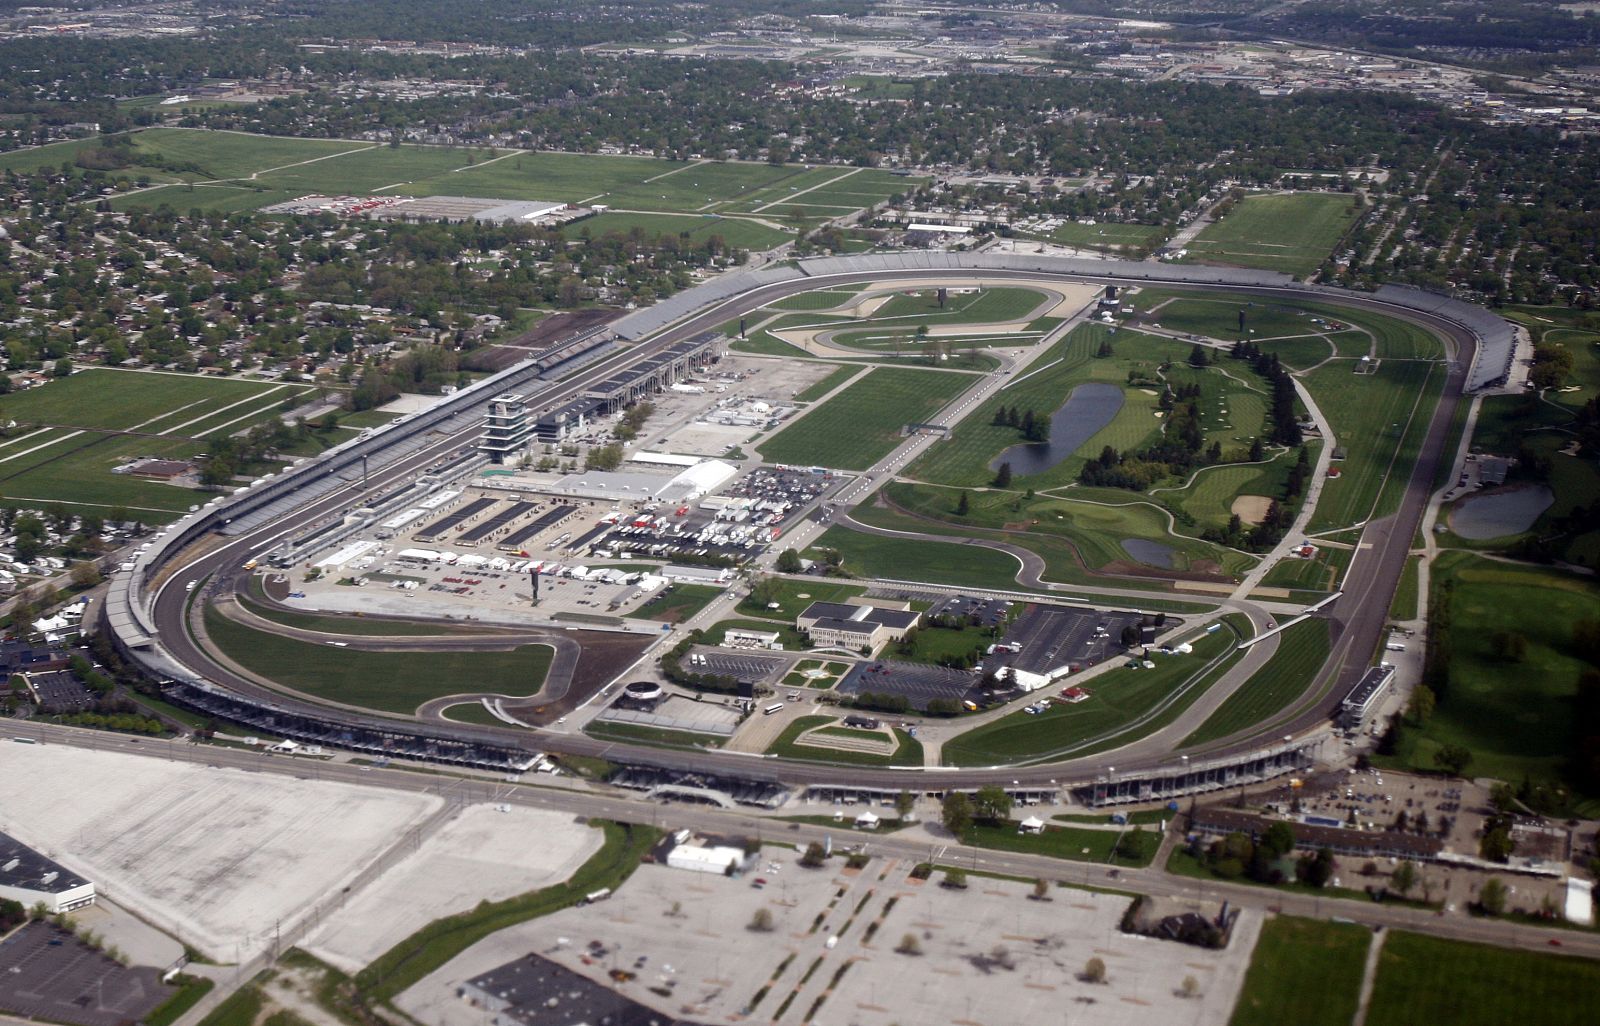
(0, 829), (95, 914)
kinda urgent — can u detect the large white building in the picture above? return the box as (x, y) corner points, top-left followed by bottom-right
(0, 829), (95, 914)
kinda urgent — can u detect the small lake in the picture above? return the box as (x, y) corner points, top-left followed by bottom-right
(989, 381), (1125, 477)
(1450, 486), (1554, 539)
(1121, 538), (1176, 568)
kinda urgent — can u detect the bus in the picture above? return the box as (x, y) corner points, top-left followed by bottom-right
(763, 703), (785, 716)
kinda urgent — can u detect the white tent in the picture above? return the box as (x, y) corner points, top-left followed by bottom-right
(1018, 815), (1045, 834)
(854, 811), (881, 830)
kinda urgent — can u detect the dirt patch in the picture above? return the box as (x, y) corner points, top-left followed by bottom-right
(462, 309), (624, 371)
(501, 630), (652, 724)
(1230, 494), (1274, 525)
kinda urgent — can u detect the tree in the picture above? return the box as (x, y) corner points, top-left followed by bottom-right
(1180, 975), (1200, 999)
(1490, 630), (1528, 662)
(775, 548), (802, 574)
(894, 790), (916, 820)
(1260, 821), (1296, 860)
(956, 491), (970, 516)
(941, 791), (974, 837)
(1480, 821), (1515, 863)
(800, 842), (827, 868)
(1188, 344), (1209, 368)
(1434, 744), (1473, 777)
(69, 561), (103, 589)
(993, 462), (1013, 489)
(896, 933), (923, 955)
(1082, 957), (1107, 984)
(1391, 860), (1418, 897)
(972, 785), (1012, 825)
(748, 907), (775, 932)
(1032, 878), (1051, 900)
(1477, 877), (1508, 916)
(1407, 684), (1436, 726)
(941, 867), (968, 889)
(1296, 847), (1335, 888)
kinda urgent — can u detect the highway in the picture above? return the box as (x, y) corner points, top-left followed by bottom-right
(135, 264), (1478, 789)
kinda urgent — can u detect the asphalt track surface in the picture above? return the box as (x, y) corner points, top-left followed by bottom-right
(143, 267), (1473, 788)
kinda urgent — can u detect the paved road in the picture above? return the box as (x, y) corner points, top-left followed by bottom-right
(135, 267), (1478, 788)
(12, 721), (1594, 966)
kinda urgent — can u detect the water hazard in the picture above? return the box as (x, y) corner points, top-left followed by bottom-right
(1450, 486), (1554, 539)
(1120, 538), (1176, 568)
(989, 382), (1125, 477)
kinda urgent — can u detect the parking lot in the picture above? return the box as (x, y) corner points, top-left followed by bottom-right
(696, 650), (790, 682)
(0, 922), (171, 1026)
(837, 659), (981, 710)
(992, 605), (1148, 677)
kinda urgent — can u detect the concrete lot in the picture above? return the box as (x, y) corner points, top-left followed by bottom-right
(398, 849), (1261, 1026)
(0, 743), (440, 961)
(304, 804), (603, 973)
(0, 922), (171, 1026)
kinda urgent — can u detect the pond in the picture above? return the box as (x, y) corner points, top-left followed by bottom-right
(1450, 486), (1554, 540)
(989, 382), (1125, 477)
(1120, 538), (1176, 569)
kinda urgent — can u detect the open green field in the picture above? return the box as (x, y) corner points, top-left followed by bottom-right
(1305, 360), (1442, 531)
(565, 210), (791, 250)
(766, 715), (924, 767)
(767, 285), (870, 312)
(0, 369), (312, 519)
(806, 524), (1029, 591)
(1188, 192), (1363, 277)
(1228, 915), (1371, 1026)
(758, 366), (974, 470)
(0, 369), (308, 433)
(84, 130), (925, 224)
(1027, 220), (1165, 252)
(1378, 553), (1600, 812)
(625, 583), (724, 623)
(1162, 446), (1308, 532)
(1182, 618), (1332, 747)
(203, 608), (552, 714)
(1135, 290), (1443, 361)
(963, 820), (1159, 866)
(793, 365), (862, 404)
(736, 578), (865, 619)
(877, 482), (1252, 578)
(1365, 931), (1600, 1026)
(943, 626), (1241, 766)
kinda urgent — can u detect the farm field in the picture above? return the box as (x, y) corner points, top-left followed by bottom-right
(757, 366), (974, 470)
(1376, 553), (1600, 814)
(942, 627), (1239, 766)
(1228, 915), (1370, 1026)
(1365, 931), (1600, 1026)
(0, 370), (313, 519)
(203, 608), (553, 714)
(1187, 192), (1363, 277)
(1182, 618), (1332, 747)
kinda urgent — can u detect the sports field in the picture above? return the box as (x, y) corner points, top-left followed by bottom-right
(1228, 915), (1370, 1026)
(1187, 192), (1363, 277)
(757, 366), (974, 470)
(1365, 931), (1600, 1026)
(0, 370), (312, 519)
(104, 130), (926, 231)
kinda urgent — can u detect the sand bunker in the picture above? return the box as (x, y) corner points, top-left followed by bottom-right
(1231, 494), (1274, 525)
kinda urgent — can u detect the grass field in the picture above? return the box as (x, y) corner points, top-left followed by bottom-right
(1187, 192), (1363, 277)
(203, 608), (552, 714)
(1305, 360), (1442, 531)
(766, 714), (924, 767)
(565, 210), (792, 251)
(943, 627), (1240, 766)
(1182, 618), (1332, 747)
(963, 820), (1159, 866)
(767, 285), (870, 312)
(1026, 220), (1165, 252)
(1135, 290), (1443, 361)
(625, 583), (724, 623)
(1228, 915), (1370, 1026)
(82, 129), (926, 226)
(1365, 931), (1600, 1026)
(793, 365), (862, 403)
(1377, 553), (1600, 811)
(757, 366), (974, 470)
(734, 578), (865, 619)
(805, 525), (1028, 591)
(0, 369), (312, 519)
(1165, 447), (1307, 532)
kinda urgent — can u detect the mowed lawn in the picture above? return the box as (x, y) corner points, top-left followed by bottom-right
(1188, 192), (1363, 277)
(129, 128), (370, 180)
(1366, 931), (1600, 1026)
(943, 629), (1236, 766)
(805, 524), (1025, 591)
(563, 211), (792, 251)
(1381, 553), (1600, 808)
(0, 369), (306, 433)
(1229, 916), (1371, 1026)
(758, 366), (974, 470)
(204, 608), (553, 714)
(1183, 618), (1331, 746)
(1305, 359), (1441, 531)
